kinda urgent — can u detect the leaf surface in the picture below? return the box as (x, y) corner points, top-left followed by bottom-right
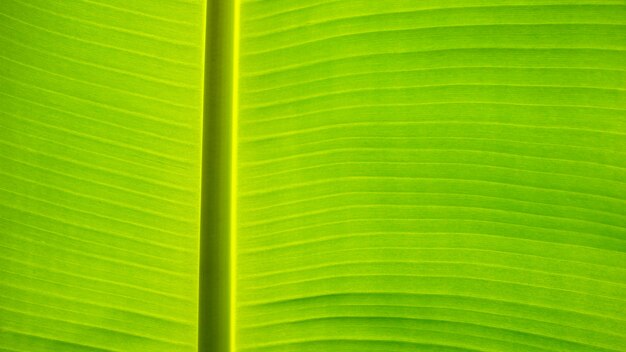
(235, 1), (626, 351)
(0, 1), (205, 351)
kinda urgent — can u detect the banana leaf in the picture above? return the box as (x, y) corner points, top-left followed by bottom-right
(1, 1), (625, 351)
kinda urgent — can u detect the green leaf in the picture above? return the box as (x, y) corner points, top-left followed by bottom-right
(235, 1), (626, 352)
(0, 0), (205, 351)
(2, 1), (626, 352)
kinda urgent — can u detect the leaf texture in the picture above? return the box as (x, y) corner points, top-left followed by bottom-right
(0, 0), (205, 351)
(235, 1), (626, 351)
(1, 0), (626, 351)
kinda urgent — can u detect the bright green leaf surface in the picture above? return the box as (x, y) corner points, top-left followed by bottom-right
(235, 1), (626, 351)
(0, 1), (205, 351)
(1, 0), (626, 352)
